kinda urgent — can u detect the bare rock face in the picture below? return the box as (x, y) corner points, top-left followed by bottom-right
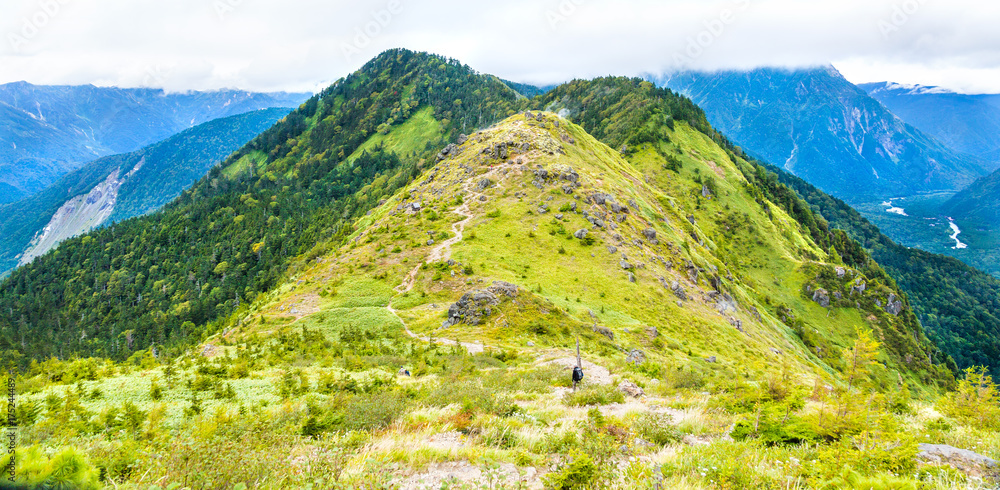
(445, 281), (519, 326)
(885, 293), (904, 316)
(812, 289), (831, 308)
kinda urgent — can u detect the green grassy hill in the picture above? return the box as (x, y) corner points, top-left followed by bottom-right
(4, 51), (1000, 489)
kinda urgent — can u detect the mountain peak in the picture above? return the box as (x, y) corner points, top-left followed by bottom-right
(864, 81), (956, 96)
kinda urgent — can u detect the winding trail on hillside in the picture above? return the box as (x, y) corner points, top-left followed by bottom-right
(394, 167), (506, 294)
(386, 304), (486, 354)
(388, 166), (512, 354)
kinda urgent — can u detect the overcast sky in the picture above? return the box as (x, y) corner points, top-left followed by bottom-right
(2, 0), (999, 94)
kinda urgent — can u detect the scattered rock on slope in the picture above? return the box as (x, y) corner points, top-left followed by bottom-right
(885, 293), (904, 316)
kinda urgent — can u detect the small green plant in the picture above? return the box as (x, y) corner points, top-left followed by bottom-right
(542, 450), (597, 489)
(150, 380), (163, 401)
(3, 446), (101, 490)
(184, 393), (203, 418)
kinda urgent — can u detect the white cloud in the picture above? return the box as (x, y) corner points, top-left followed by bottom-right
(1, 0), (999, 93)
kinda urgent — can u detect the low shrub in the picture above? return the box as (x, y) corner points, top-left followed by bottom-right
(3, 446), (101, 490)
(542, 450), (597, 490)
(664, 367), (705, 390)
(563, 384), (625, 407)
(633, 412), (682, 446)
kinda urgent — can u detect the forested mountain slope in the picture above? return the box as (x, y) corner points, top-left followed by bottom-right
(0, 108), (294, 277)
(0, 50), (528, 365)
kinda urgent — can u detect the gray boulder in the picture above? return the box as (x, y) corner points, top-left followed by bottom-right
(574, 229), (589, 239)
(608, 201), (629, 214)
(917, 444), (997, 470)
(436, 144), (458, 161)
(618, 380), (644, 398)
(590, 193), (610, 205)
(670, 280), (688, 301)
(812, 289), (831, 308)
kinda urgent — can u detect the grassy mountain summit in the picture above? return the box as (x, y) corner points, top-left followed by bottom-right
(266, 108), (949, 390)
(4, 51), (999, 488)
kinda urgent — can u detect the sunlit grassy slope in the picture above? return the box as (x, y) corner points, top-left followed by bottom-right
(245, 111), (948, 393)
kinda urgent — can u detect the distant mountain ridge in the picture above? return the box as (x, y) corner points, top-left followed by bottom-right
(0, 82), (310, 203)
(0, 107), (294, 277)
(658, 67), (990, 204)
(861, 81), (1000, 166)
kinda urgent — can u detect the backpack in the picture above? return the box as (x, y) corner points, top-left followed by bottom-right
(572, 366), (584, 383)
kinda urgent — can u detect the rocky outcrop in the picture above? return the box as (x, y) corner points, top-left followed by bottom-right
(626, 349), (646, 365)
(591, 325), (615, 341)
(660, 278), (687, 301)
(812, 289), (831, 308)
(885, 293), (904, 316)
(436, 143), (459, 162)
(444, 281), (519, 326)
